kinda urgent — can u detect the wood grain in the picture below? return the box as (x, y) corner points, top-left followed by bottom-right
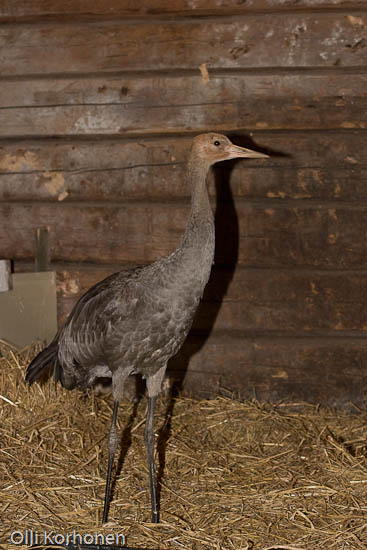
(1, 132), (366, 201)
(170, 333), (367, 405)
(0, 73), (366, 138)
(1, 0), (366, 22)
(0, 13), (366, 76)
(197, 269), (367, 333)
(3, 202), (367, 268)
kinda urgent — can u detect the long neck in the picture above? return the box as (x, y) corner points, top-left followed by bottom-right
(181, 155), (214, 246)
(165, 153), (215, 297)
(157, 153), (215, 295)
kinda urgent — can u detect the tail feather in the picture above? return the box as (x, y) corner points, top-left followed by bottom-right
(26, 341), (59, 386)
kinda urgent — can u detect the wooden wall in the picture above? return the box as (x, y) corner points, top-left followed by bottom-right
(1, 0), (367, 405)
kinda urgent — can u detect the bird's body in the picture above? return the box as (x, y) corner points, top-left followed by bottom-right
(26, 133), (268, 523)
(28, 161), (215, 398)
(42, 233), (213, 394)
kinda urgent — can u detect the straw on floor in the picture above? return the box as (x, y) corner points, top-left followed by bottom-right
(1, 340), (367, 550)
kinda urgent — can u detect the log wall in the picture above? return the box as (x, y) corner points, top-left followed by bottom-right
(1, 0), (367, 405)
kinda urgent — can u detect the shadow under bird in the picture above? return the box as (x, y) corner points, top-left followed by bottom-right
(26, 133), (268, 524)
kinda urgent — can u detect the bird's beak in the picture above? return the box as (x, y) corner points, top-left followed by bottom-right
(228, 144), (269, 159)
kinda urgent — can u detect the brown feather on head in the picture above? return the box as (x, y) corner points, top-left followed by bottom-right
(191, 133), (269, 165)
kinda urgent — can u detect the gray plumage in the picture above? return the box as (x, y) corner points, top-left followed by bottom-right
(26, 133), (268, 523)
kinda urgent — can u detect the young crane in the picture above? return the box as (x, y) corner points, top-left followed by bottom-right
(26, 133), (268, 524)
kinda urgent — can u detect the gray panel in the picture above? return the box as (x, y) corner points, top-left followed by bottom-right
(0, 272), (57, 348)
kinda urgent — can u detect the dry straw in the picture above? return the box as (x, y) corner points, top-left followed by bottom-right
(1, 340), (367, 549)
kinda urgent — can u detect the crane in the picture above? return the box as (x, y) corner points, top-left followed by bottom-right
(26, 133), (268, 524)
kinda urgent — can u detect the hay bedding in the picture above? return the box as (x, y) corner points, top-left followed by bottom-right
(1, 341), (367, 550)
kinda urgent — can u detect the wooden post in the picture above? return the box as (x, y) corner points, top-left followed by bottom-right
(35, 227), (50, 272)
(0, 260), (12, 292)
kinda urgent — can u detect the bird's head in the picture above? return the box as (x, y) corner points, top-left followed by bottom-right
(191, 133), (269, 166)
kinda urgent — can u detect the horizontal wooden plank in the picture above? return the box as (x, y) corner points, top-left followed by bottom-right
(0, 14), (366, 76)
(169, 333), (367, 405)
(197, 268), (367, 333)
(50, 264), (367, 333)
(2, 73), (366, 111)
(1, 132), (366, 202)
(1, 0), (366, 22)
(0, 73), (366, 137)
(3, 203), (367, 268)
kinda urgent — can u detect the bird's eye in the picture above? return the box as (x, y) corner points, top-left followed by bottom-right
(214, 140), (221, 147)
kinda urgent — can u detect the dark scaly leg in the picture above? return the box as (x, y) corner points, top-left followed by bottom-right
(145, 395), (158, 523)
(102, 399), (119, 523)
(145, 366), (166, 523)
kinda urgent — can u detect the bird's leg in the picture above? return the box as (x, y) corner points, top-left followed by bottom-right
(102, 399), (119, 523)
(145, 366), (166, 523)
(145, 394), (158, 523)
